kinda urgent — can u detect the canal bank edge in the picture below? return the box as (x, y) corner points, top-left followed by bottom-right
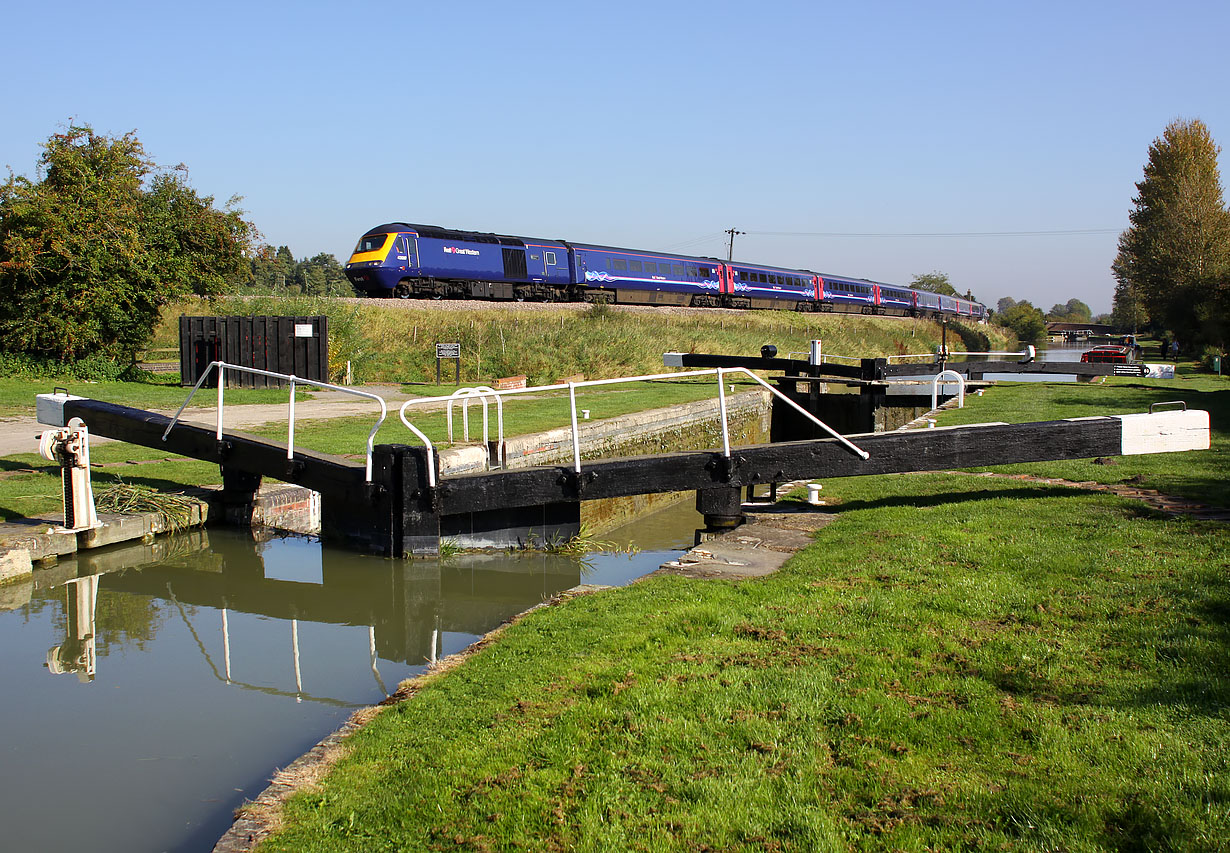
(211, 488), (834, 853)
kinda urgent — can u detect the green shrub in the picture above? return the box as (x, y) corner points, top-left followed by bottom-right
(0, 351), (134, 381)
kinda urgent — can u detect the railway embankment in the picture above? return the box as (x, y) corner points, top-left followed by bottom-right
(217, 372), (1228, 852)
(158, 294), (1015, 388)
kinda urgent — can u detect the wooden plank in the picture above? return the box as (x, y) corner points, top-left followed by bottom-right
(879, 360), (1120, 378)
(1116, 410), (1210, 455)
(665, 352), (872, 381)
(436, 415), (1177, 514)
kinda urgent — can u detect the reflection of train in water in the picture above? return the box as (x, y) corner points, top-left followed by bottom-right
(345, 222), (988, 320)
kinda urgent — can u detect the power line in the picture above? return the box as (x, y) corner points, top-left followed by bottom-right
(747, 228), (1120, 238)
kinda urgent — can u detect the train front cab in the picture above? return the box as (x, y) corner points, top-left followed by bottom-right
(345, 227), (417, 295)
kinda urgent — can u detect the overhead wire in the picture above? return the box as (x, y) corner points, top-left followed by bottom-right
(746, 228), (1120, 238)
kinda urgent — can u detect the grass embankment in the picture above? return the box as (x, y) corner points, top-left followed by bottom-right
(254, 375), (1229, 852)
(156, 296), (1012, 387)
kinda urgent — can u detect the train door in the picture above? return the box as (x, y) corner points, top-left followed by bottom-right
(815, 275), (824, 301)
(526, 247), (548, 282)
(872, 284), (881, 309)
(395, 235), (418, 271)
(718, 263), (733, 295)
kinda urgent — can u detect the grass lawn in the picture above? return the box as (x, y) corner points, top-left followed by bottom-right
(252, 371), (1229, 852)
(0, 374), (312, 418)
(940, 373), (1230, 508)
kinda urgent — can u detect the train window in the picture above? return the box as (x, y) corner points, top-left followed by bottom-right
(630, 260), (643, 273)
(545, 251), (557, 265)
(644, 261), (657, 274)
(699, 266), (711, 277)
(613, 259), (627, 272)
(672, 264), (683, 276)
(759, 273), (767, 283)
(356, 233), (389, 253)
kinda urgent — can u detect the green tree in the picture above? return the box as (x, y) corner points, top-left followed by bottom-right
(1113, 118), (1230, 348)
(993, 300), (1048, 342)
(996, 296), (1017, 314)
(0, 124), (254, 360)
(1111, 276), (1148, 333)
(1046, 298), (1092, 323)
(298, 252), (350, 296)
(910, 271), (959, 296)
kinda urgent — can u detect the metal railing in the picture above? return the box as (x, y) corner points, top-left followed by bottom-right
(446, 386), (506, 468)
(887, 345), (1036, 363)
(162, 361), (388, 482)
(931, 370), (966, 410)
(398, 367), (870, 488)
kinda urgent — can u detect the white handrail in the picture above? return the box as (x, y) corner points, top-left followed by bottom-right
(397, 367), (869, 479)
(446, 386), (504, 464)
(890, 345), (1036, 363)
(162, 361), (388, 482)
(932, 370), (966, 410)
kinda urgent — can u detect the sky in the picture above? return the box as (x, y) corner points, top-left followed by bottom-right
(4, 0), (1228, 315)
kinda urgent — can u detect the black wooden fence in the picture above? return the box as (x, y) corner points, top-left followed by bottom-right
(179, 316), (329, 388)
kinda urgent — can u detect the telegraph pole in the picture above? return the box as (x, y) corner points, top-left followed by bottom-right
(725, 228), (745, 261)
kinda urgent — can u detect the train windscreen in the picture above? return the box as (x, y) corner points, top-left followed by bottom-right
(355, 233), (390, 253)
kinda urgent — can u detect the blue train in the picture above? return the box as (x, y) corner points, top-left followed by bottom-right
(344, 222), (987, 320)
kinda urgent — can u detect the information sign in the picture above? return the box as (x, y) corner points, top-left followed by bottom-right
(435, 342), (461, 385)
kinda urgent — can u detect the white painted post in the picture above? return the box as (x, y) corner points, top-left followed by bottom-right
(287, 378), (297, 460)
(716, 368), (732, 457)
(568, 382), (582, 473)
(216, 363), (225, 440)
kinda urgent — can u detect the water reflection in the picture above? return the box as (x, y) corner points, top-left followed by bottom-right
(37, 528), (593, 699)
(45, 575), (98, 682)
(1, 507), (692, 853)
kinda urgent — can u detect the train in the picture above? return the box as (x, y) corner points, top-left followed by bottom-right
(344, 222), (988, 320)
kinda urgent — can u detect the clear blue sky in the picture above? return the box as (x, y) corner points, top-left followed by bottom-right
(5, 0), (1228, 315)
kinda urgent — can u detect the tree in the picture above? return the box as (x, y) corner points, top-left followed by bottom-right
(910, 271), (958, 296)
(0, 124), (254, 360)
(1046, 298), (1092, 323)
(993, 300), (1048, 342)
(996, 296), (1018, 314)
(1113, 118), (1230, 348)
(298, 252), (350, 296)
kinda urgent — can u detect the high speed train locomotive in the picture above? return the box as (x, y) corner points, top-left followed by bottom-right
(344, 222), (987, 320)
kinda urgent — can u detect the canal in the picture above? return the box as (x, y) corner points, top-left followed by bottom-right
(0, 499), (703, 852)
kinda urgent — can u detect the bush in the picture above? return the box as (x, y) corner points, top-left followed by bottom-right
(0, 351), (136, 381)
